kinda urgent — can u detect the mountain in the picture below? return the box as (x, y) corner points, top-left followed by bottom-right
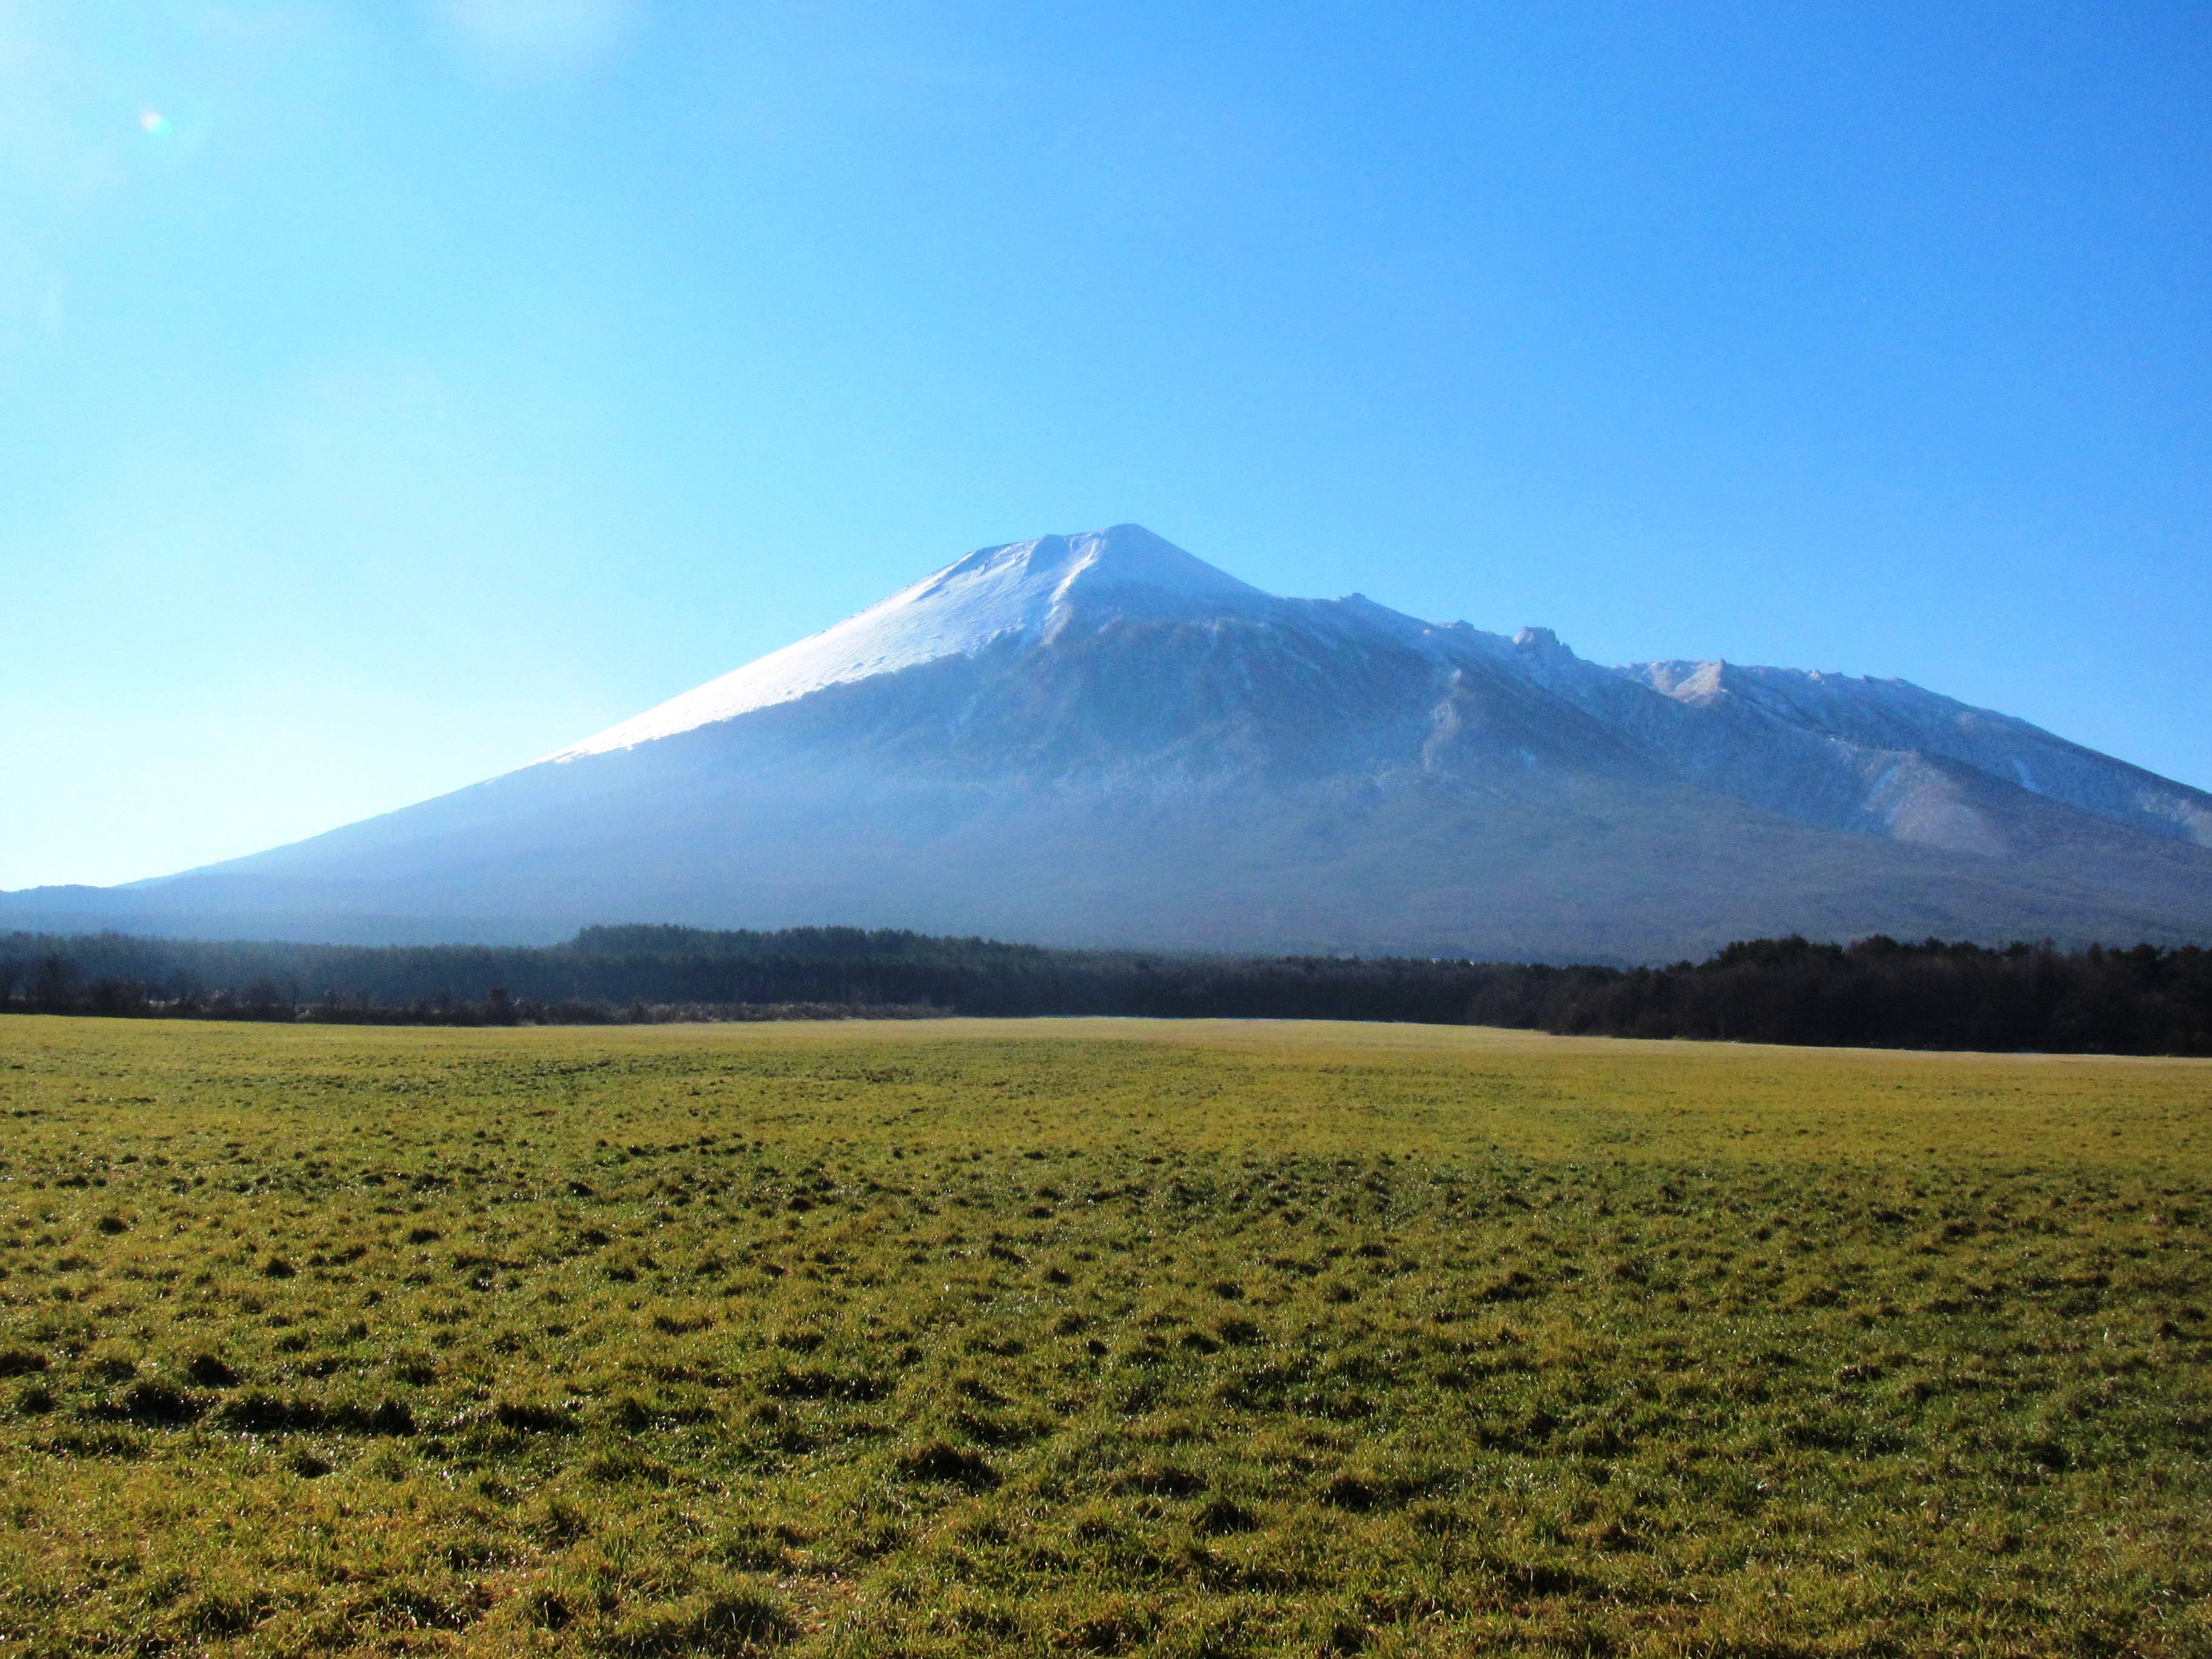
(8, 524), (2211, 961)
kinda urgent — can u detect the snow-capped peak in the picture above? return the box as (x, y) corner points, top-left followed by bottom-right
(548, 526), (1270, 760)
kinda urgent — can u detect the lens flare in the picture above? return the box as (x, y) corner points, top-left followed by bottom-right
(139, 109), (171, 138)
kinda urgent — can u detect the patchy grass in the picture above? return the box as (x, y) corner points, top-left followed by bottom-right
(0, 1015), (2207, 1657)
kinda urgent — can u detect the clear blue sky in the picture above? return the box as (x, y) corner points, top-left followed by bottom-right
(4, 1), (2208, 890)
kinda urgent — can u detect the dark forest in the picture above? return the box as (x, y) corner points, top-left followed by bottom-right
(4, 926), (2207, 1056)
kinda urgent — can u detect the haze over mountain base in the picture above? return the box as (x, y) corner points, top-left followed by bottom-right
(10, 527), (2211, 962)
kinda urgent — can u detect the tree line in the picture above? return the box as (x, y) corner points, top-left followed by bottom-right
(1, 925), (2207, 1054)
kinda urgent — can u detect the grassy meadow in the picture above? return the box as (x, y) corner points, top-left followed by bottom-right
(0, 1014), (2206, 1657)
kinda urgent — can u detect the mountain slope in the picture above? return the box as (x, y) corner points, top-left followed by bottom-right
(7, 525), (2210, 960)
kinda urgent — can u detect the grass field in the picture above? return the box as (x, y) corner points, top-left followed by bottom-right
(0, 1016), (2206, 1657)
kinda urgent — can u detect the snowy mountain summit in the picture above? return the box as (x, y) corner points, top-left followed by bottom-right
(10, 525), (2211, 959)
(553, 526), (1266, 759)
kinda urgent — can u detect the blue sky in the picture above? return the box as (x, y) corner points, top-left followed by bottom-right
(3, 0), (2208, 890)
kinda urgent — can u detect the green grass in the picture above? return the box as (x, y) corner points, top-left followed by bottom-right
(0, 1015), (2207, 1657)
